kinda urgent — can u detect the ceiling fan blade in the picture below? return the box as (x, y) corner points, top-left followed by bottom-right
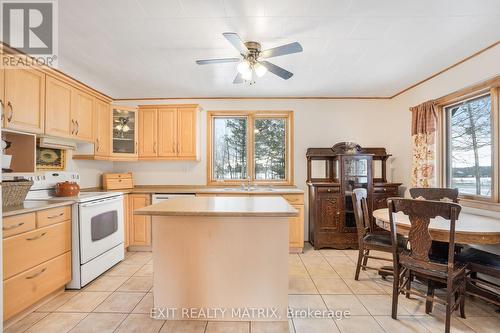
(196, 58), (240, 65)
(233, 73), (244, 84)
(259, 42), (303, 59)
(259, 61), (293, 80)
(223, 32), (248, 55)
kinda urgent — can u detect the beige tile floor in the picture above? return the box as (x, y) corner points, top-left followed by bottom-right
(5, 243), (500, 333)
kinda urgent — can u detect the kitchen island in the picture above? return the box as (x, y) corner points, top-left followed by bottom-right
(135, 196), (297, 322)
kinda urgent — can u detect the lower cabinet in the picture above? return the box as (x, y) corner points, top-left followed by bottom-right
(2, 206), (72, 320)
(128, 194), (151, 247)
(123, 194), (130, 248)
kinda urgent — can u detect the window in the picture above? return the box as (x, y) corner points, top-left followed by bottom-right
(445, 94), (492, 198)
(208, 111), (293, 185)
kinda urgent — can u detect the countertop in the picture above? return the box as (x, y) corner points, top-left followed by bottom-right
(135, 196), (298, 217)
(84, 185), (305, 195)
(3, 200), (74, 218)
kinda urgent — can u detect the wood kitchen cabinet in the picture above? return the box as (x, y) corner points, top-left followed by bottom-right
(128, 194), (151, 247)
(71, 88), (94, 142)
(138, 104), (198, 160)
(111, 106), (138, 160)
(45, 76), (72, 138)
(95, 99), (111, 157)
(2, 206), (72, 320)
(3, 68), (45, 133)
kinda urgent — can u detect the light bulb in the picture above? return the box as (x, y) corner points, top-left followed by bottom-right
(122, 124), (130, 132)
(237, 60), (250, 74)
(254, 62), (267, 77)
(242, 69), (252, 81)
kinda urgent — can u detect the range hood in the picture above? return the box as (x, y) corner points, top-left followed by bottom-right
(38, 137), (77, 150)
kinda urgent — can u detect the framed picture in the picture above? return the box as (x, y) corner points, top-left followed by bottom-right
(36, 147), (66, 170)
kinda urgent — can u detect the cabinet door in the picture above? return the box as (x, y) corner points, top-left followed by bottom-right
(289, 204), (304, 248)
(95, 99), (110, 157)
(45, 76), (72, 138)
(112, 107), (138, 157)
(316, 189), (342, 232)
(129, 194), (151, 246)
(157, 107), (176, 157)
(176, 107), (197, 158)
(72, 89), (94, 142)
(4, 68), (45, 133)
(123, 194), (130, 248)
(138, 108), (157, 157)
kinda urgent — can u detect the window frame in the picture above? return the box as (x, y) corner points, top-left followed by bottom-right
(437, 77), (500, 209)
(207, 110), (294, 186)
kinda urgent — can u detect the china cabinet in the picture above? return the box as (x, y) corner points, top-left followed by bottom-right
(306, 143), (401, 249)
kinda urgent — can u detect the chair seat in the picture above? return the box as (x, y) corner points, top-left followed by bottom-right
(456, 247), (500, 269)
(363, 233), (406, 248)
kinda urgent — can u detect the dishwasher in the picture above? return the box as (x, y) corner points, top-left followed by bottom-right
(152, 193), (196, 204)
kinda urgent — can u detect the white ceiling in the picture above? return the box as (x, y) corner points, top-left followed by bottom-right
(57, 0), (500, 98)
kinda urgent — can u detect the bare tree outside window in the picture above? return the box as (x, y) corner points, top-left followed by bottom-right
(213, 117), (247, 180)
(254, 118), (286, 180)
(446, 94), (492, 197)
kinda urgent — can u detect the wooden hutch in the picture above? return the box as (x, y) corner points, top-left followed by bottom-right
(306, 143), (401, 249)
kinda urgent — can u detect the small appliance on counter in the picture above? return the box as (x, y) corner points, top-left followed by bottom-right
(18, 171), (125, 289)
(102, 172), (134, 190)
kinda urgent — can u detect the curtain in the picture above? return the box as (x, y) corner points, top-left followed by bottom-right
(411, 100), (437, 187)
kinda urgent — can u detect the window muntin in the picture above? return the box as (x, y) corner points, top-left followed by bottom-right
(445, 94), (492, 198)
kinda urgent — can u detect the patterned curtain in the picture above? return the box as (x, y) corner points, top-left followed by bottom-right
(411, 101), (437, 187)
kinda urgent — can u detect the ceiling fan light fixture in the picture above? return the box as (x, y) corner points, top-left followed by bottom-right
(254, 62), (268, 77)
(242, 69), (253, 81)
(237, 60), (250, 74)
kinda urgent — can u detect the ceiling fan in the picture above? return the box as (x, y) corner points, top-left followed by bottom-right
(195, 32), (303, 84)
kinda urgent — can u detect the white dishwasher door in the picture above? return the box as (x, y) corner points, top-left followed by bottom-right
(152, 193), (196, 204)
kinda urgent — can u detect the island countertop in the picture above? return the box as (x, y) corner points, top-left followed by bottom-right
(135, 196), (298, 217)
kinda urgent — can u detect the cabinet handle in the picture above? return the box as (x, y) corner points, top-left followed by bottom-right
(47, 212), (64, 219)
(25, 267), (47, 280)
(177, 142), (180, 153)
(7, 101), (13, 122)
(75, 120), (79, 135)
(26, 232), (47, 241)
(3, 222), (24, 230)
(153, 142), (156, 154)
(327, 189), (331, 192)
(71, 119), (75, 135)
(337, 211), (341, 215)
(96, 138), (100, 152)
(172, 142), (175, 153)
(0, 99), (4, 121)
(135, 141), (138, 153)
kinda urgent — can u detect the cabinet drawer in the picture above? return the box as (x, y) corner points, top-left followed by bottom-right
(282, 194), (304, 205)
(317, 187), (340, 194)
(36, 206), (71, 228)
(4, 252), (71, 320)
(3, 221), (71, 279)
(3, 213), (36, 238)
(105, 178), (134, 190)
(373, 187), (398, 195)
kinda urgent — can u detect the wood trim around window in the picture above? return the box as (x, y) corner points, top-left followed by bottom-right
(436, 75), (500, 209)
(206, 110), (294, 186)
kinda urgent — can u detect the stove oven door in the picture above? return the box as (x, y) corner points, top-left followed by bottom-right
(79, 196), (124, 264)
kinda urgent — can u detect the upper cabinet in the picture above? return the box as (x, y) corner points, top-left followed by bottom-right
(95, 99), (111, 157)
(45, 76), (72, 138)
(71, 89), (94, 142)
(3, 68), (45, 133)
(45, 76), (95, 142)
(138, 105), (198, 160)
(111, 106), (138, 159)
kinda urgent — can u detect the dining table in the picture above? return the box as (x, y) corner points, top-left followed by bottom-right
(373, 208), (500, 245)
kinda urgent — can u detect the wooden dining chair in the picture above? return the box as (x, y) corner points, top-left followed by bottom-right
(409, 187), (459, 203)
(352, 188), (401, 280)
(387, 198), (467, 333)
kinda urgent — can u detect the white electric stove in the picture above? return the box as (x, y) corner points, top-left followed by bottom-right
(8, 171), (125, 289)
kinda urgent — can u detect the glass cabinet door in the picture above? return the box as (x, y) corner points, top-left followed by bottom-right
(343, 156), (370, 229)
(112, 108), (136, 154)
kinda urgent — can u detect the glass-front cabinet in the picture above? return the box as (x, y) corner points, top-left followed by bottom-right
(111, 106), (138, 158)
(341, 155), (372, 231)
